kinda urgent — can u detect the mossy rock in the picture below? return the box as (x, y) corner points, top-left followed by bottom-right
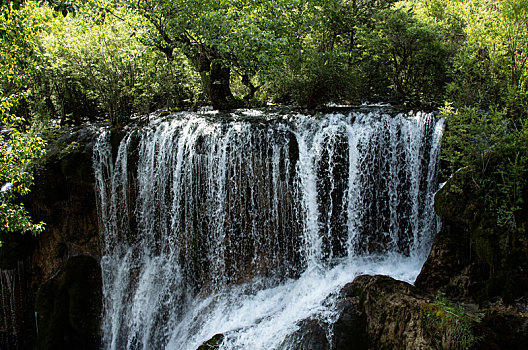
(35, 255), (102, 350)
(471, 219), (500, 268)
(434, 167), (481, 226)
(197, 333), (224, 350)
(430, 151), (528, 302)
(157, 110), (172, 118)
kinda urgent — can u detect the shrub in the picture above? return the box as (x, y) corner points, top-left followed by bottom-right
(29, 6), (200, 125)
(422, 292), (483, 350)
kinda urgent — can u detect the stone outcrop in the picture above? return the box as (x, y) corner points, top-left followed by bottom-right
(197, 334), (224, 350)
(280, 319), (331, 350)
(333, 275), (435, 350)
(331, 274), (528, 350)
(27, 126), (102, 284)
(417, 154), (528, 303)
(0, 125), (107, 349)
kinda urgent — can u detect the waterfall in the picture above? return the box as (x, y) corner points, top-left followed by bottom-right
(93, 109), (444, 350)
(0, 262), (34, 350)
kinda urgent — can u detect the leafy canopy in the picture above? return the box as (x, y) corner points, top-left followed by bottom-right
(0, 1), (47, 240)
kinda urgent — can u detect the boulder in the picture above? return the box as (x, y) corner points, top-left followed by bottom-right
(335, 275), (434, 350)
(197, 333), (224, 350)
(279, 319), (330, 350)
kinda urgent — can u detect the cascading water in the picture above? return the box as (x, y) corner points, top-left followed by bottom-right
(93, 108), (444, 350)
(0, 262), (34, 350)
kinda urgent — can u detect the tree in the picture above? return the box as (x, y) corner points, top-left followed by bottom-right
(0, 1), (47, 242)
(31, 4), (199, 124)
(264, 0), (396, 107)
(116, 0), (253, 109)
(358, 4), (450, 106)
(441, 0), (528, 121)
(119, 0), (364, 109)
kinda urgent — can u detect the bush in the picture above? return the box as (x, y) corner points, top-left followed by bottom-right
(28, 6), (200, 125)
(440, 103), (528, 230)
(358, 6), (450, 107)
(422, 292), (483, 350)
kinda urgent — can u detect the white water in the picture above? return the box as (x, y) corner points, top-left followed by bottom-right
(93, 109), (444, 350)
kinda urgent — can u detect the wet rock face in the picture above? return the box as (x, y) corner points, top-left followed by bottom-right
(414, 230), (487, 300)
(0, 231), (36, 270)
(279, 319), (330, 350)
(26, 126), (102, 283)
(417, 160), (528, 303)
(333, 280), (370, 350)
(35, 255), (102, 350)
(0, 262), (36, 350)
(0, 125), (106, 349)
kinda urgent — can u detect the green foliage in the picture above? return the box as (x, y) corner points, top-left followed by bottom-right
(432, 0), (528, 235)
(265, 0), (451, 107)
(481, 127), (528, 230)
(358, 4), (451, 106)
(440, 104), (507, 173)
(265, 0), (392, 107)
(4, 0), (527, 112)
(29, 4), (199, 124)
(124, 0), (432, 108)
(0, 1), (47, 241)
(441, 103), (528, 230)
(422, 292), (483, 350)
(442, 0), (528, 121)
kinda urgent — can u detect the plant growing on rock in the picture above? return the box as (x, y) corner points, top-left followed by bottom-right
(421, 292), (483, 350)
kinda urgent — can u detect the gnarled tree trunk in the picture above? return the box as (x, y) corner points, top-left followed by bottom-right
(194, 50), (242, 110)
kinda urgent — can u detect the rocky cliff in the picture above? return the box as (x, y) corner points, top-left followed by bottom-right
(0, 125), (105, 350)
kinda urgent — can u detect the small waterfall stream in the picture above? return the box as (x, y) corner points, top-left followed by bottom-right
(0, 262), (34, 350)
(93, 109), (444, 350)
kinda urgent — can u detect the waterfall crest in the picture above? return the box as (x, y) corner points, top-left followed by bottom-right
(93, 109), (444, 350)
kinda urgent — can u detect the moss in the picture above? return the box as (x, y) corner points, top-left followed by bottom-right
(157, 110), (171, 118)
(434, 168), (475, 223)
(472, 224), (499, 268)
(421, 295), (482, 350)
(197, 333), (224, 350)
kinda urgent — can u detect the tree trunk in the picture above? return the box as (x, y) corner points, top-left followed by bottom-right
(194, 50), (242, 110)
(208, 61), (241, 110)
